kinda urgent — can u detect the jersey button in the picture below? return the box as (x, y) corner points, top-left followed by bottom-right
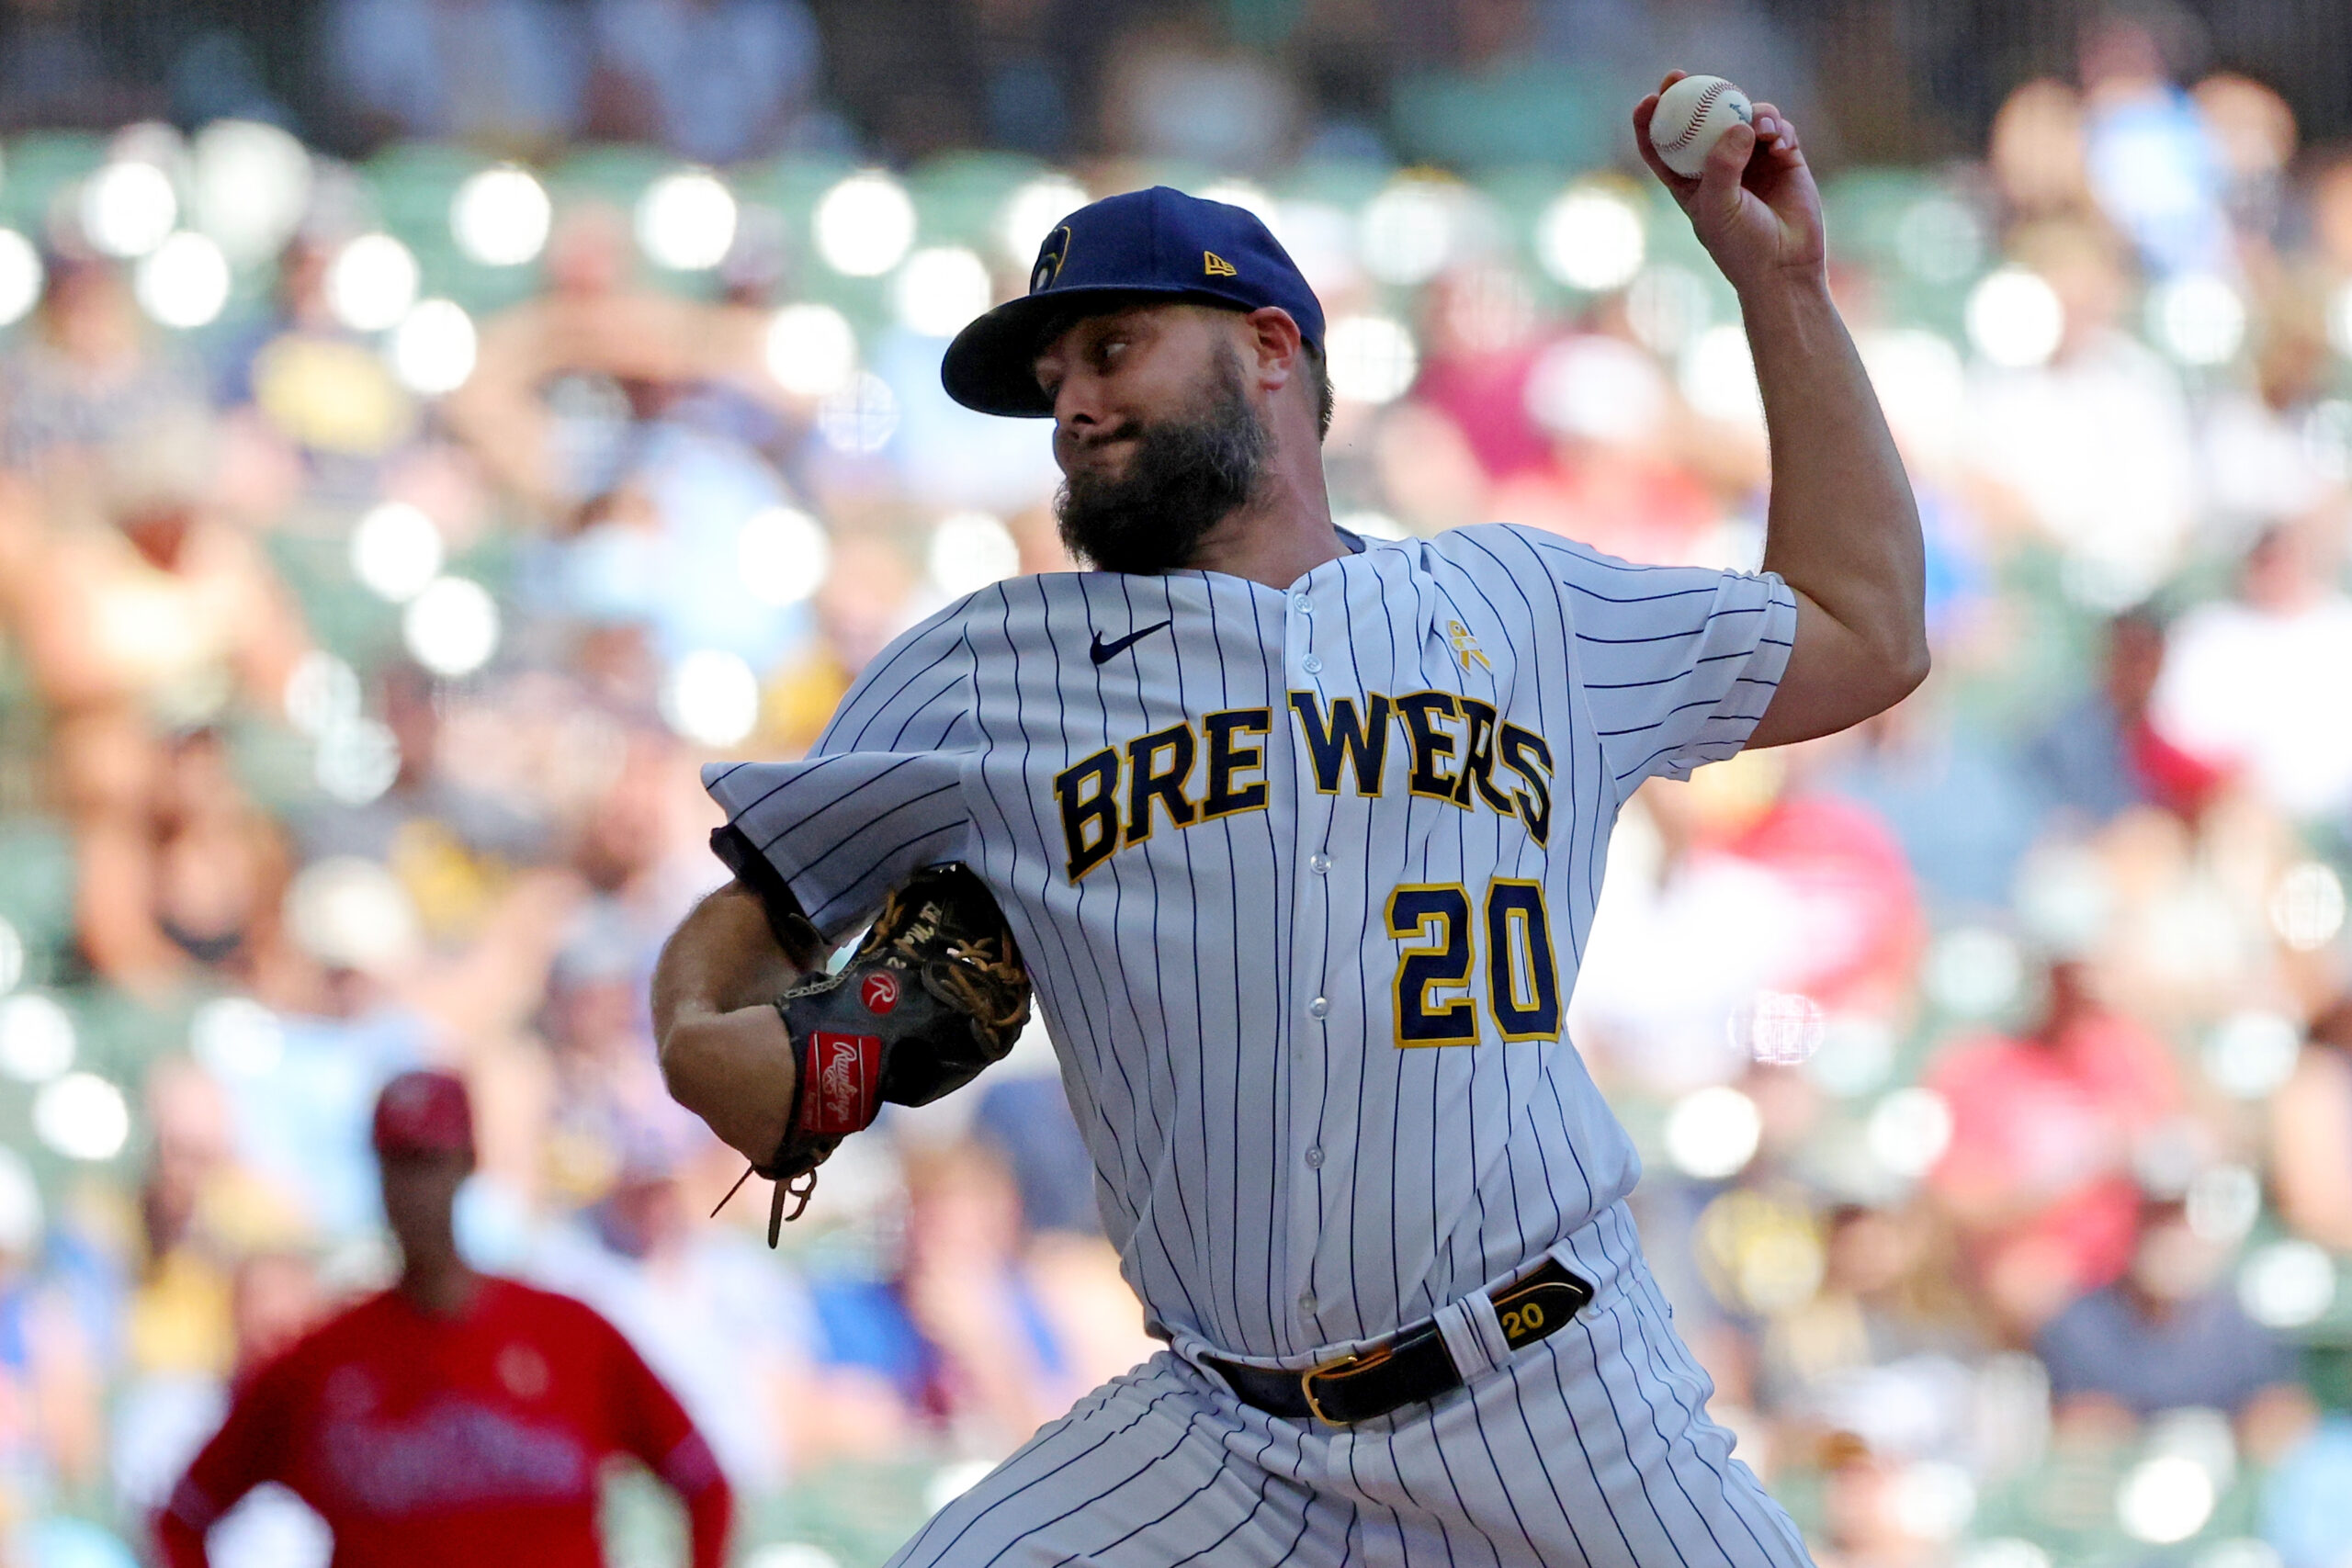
(1304, 1145), (1324, 1169)
(1307, 852), (1330, 875)
(1307, 997), (1331, 1020)
(1290, 591), (1311, 613)
(1298, 1292), (1318, 1315)
(1300, 654), (1323, 674)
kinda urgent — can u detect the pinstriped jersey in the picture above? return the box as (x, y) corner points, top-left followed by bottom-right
(706, 523), (1797, 1361)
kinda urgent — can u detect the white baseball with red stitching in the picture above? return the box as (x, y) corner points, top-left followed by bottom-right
(1649, 73), (1754, 178)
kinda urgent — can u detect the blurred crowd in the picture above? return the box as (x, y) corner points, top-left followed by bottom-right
(3, 1), (2352, 1565)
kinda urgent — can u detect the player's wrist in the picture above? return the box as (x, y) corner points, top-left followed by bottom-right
(1730, 265), (1836, 321)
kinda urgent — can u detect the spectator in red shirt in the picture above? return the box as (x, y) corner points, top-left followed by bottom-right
(153, 1070), (731, 1568)
(1925, 959), (2184, 1334)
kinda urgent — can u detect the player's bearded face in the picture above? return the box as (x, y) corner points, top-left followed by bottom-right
(1055, 341), (1269, 575)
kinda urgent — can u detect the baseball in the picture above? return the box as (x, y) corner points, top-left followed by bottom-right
(1649, 73), (1754, 178)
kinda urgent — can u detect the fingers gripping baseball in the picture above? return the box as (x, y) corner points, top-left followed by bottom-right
(1634, 74), (1826, 291)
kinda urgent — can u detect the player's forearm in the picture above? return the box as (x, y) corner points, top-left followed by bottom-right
(1744, 276), (1929, 707)
(651, 884), (810, 1159)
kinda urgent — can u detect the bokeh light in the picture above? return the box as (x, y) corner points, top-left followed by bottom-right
(80, 159), (178, 257)
(0, 230), (42, 328)
(1358, 178), (1455, 286)
(997, 176), (1089, 263)
(133, 231), (232, 329)
(637, 168), (739, 272)
(1890, 1461), (1976, 1542)
(662, 650), (763, 747)
(1325, 315), (1419, 404)
(892, 246), (993, 337)
(2116, 1454), (2214, 1544)
(1923, 926), (2023, 1017)
(1679, 323), (1763, 427)
(817, 371), (899, 454)
(350, 502), (447, 602)
(1535, 186), (1646, 292)
(2200, 1010), (2301, 1100)
(188, 996), (285, 1080)
(401, 577), (501, 676)
(314, 717), (401, 806)
(1966, 267), (2064, 368)
(2185, 1163), (2260, 1244)
(1867, 1088), (1953, 1178)
(284, 649), (363, 737)
(927, 512), (1021, 596)
(0, 994), (75, 1083)
(2269, 860), (2346, 951)
(1664, 1086), (1762, 1179)
(2151, 273), (2247, 367)
(2238, 1238), (2336, 1328)
(389, 299), (478, 395)
(33, 1073), (129, 1163)
(765, 304), (858, 398)
(738, 506), (831, 606)
(325, 233), (422, 333)
(189, 119), (311, 265)
(1739, 991), (1824, 1066)
(816, 172), (917, 277)
(451, 164), (554, 267)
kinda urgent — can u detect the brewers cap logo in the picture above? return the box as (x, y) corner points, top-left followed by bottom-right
(1030, 225), (1073, 294)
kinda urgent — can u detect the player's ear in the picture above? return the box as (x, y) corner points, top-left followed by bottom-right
(1241, 306), (1303, 393)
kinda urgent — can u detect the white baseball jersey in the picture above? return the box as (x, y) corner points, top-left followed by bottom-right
(706, 523), (1795, 1367)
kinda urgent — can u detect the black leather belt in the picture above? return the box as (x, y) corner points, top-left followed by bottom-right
(1204, 1258), (1595, 1426)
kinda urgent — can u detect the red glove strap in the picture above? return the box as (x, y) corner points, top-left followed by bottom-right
(797, 1031), (884, 1136)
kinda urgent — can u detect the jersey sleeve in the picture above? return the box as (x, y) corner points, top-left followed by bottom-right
(703, 602), (981, 940)
(581, 1302), (734, 1568)
(153, 1352), (298, 1562)
(1512, 529), (1796, 793)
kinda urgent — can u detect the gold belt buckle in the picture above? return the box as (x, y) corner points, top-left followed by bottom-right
(1299, 1346), (1389, 1427)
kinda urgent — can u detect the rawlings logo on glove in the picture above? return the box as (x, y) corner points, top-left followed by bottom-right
(724, 863), (1032, 1244)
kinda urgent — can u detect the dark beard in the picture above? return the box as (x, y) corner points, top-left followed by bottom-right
(1054, 347), (1269, 576)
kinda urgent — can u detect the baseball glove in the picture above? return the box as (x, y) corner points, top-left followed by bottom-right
(742, 863), (1030, 1245)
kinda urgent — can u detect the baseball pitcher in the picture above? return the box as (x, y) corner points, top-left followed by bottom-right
(653, 77), (1925, 1565)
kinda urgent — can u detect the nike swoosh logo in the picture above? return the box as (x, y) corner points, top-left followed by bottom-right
(1090, 619), (1172, 665)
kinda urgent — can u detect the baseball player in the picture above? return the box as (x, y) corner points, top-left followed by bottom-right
(155, 1071), (734, 1568)
(654, 76), (1924, 1564)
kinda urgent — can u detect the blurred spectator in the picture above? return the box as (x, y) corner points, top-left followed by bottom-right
(2077, 4), (2232, 276)
(2035, 1197), (2308, 1445)
(2026, 608), (2224, 825)
(527, 1114), (816, 1493)
(322, 0), (587, 151)
(1989, 79), (2093, 221)
(1098, 11), (1299, 170)
(807, 1141), (1097, 1458)
(0, 1148), (103, 1523)
(1, 21), (2351, 1564)
(2150, 521), (2352, 821)
(0, 254), (209, 476)
(155, 1071), (732, 1567)
(1967, 220), (2199, 606)
(585, 0), (822, 164)
(0, 0), (157, 130)
(1925, 958), (2184, 1332)
(2273, 995), (2352, 1251)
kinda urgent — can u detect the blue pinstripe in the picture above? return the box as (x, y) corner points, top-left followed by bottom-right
(700, 525), (1812, 1568)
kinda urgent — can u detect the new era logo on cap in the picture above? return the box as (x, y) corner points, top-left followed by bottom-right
(943, 185), (1325, 418)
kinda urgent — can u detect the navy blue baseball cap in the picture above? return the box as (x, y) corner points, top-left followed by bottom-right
(942, 185), (1326, 418)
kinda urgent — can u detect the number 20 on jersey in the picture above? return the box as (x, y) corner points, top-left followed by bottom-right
(1388, 878), (1562, 1049)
